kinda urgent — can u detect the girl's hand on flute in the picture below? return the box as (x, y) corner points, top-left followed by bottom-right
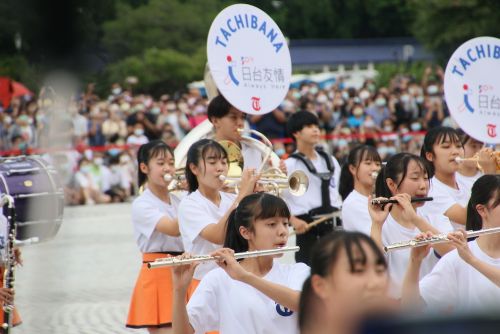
(447, 230), (475, 264)
(171, 253), (198, 291)
(368, 195), (392, 227)
(409, 232), (432, 263)
(212, 248), (250, 282)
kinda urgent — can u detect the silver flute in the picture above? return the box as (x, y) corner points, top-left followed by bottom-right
(384, 227), (500, 252)
(148, 246), (299, 268)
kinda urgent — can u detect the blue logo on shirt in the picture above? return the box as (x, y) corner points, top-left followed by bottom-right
(276, 303), (293, 316)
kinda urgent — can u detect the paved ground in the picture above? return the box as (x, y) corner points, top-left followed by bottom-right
(15, 203), (139, 334)
(14, 203), (296, 334)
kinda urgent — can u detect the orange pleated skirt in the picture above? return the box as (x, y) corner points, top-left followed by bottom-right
(0, 270), (21, 327)
(126, 253), (185, 328)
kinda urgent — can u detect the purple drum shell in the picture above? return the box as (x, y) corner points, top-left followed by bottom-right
(0, 156), (64, 242)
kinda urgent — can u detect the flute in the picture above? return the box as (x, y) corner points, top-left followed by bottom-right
(148, 246), (300, 268)
(384, 227), (500, 252)
(371, 197), (433, 205)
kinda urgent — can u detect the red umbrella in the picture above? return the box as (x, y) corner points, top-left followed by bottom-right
(0, 77), (33, 108)
(11, 81), (33, 98)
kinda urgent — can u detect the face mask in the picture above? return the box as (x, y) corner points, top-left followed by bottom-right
(134, 129), (144, 136)
(337, 139), (348, 147)
(310, 87), (318, 95)
(375, 98), (386, 107)
(377, 146), (388, 155)
(341, 91), (349, 100)
(275, 148), (286, 157)
(364, 120), (375, 127)
(3, 116), (12, 125)
(94, 158), (104, 166)
(111, 165), (120, 173)
(416, 96), (424, 104)
(151, 107), (161, 115)
(359, 90), (370, 100)
(120, 155), (130, 164)
(427, 85), (439, 95)
(80, 165), (91, 174)
(410, 122), (422, 131)
(292, 92), (301, 100)
(353, 108), (364, 116)
(112, 88), (122, 95)
(108, 148), (121, 157)
(367, 83), (376, 92)
(386, 146), (397, 155)
(400, 94), (410, 103)
(383, 125), (393, 132)
(317, 94), (328, 104)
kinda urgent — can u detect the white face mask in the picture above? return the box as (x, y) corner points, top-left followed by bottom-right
(80, 165), (92, 174)
(375, 98), (386, 107)
(310, 87), (319, 95)
(400, 94), (410, 103)
(410, 122), (422, 131)
(112, 87), (122, 95)
(427, 85), (439, 95)
(383, 125), (393, 132)
(317, 94), (328, 104)
(359, 90), (370, 100)
(151, 107), (161, 115)
(134, 129), (144, 136)
(364, 119), (375, 127)
(120, 155), (130, 164)
(94, 157), (104, 166)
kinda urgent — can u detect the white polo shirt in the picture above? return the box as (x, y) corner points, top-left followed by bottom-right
(419, 175), (471, 230)
(420, 240), (500, 311)
(187, 261), (310, 334)
(131, 189), (184, 253)
(342, 190), (371, 236)
(382, 210), (453, 298)
(178, 190), (236, 280)
(283, 150), (342, 216)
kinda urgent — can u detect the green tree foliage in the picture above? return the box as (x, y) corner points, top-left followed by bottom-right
(261, 0), (414, 39)
(102, 0), (219, 61)
(104, 47), (205, 95)
(411, 0), (500, 61)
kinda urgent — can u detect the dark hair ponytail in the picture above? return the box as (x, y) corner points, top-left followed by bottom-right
(339, 145), (381, 200)
(185, 139), (228, 193)
(223, 193), (290, 253)
(466, 174), (500, 231)
(137, 140), (174, 187)
(298, 277), (315, 331)
(375, 153), (431, 198)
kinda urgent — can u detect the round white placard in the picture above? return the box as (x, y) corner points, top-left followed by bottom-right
(444, 36), (500, 143)
(207, 4), (291, 115)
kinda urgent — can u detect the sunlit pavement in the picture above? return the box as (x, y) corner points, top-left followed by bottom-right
(14, 202), (297, 333)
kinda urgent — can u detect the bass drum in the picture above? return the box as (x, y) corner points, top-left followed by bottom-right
(0, 156), (64, 242)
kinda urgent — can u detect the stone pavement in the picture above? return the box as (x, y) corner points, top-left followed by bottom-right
(15, 203), (140, 334)
(13, 202), (296, 334)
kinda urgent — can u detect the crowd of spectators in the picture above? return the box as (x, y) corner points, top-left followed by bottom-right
(0, 65), (454, 205)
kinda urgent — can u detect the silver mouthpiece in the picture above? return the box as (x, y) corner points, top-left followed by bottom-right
(164, 174), (173, 182)
(371, 172), (379, 179)
(218, 175), (226, 181)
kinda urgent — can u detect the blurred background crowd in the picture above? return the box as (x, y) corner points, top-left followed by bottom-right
(0, 65), (451, 206)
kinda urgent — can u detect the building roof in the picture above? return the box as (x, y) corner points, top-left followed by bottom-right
(290, 38), (434, 68)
